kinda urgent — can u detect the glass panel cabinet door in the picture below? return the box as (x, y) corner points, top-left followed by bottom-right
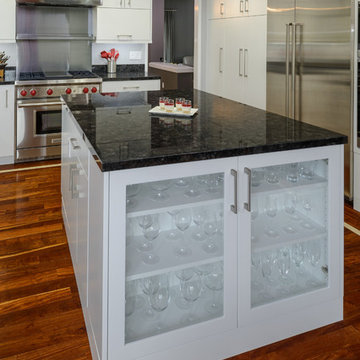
(108, 158), (238, 359)
(249, 159), (329, 307)
(238, 147), (343, 326)
(125, 173), (226, 342)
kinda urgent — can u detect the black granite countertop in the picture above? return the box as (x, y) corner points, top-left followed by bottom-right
(92, 65), (160, 82)
(62, 89), (347, 172)
(0, 67), (16, 85)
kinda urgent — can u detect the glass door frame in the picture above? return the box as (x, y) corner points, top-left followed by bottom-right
(237, 145), (344, 326)
(107, 156), (238, 359)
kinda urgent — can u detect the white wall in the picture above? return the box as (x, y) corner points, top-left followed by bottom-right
(0, 43), (16, 67)
(92, 43), (146, 65)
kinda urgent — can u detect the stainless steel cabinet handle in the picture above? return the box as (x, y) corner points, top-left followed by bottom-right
(244, 49), (248, 77)
(239, 49), (243, 76)
(285, 23), (291, 117)
(128, 0), (131, 7)
(122, 86), (140, 90)
(219, 47), (223, 73)
(291, 22), (296, 119)
(220, 2), (224, 15)
(5, 90), (8, 108)
(70, 138), (80, 151)
(231, 169), (238, 214)
(245, 0), (249, 12)
(244, 167), (251, 212)
(240, 0), (244, 13)
(117, 34), (133, 39)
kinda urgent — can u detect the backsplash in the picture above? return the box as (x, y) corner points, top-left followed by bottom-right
(0, 43), (16, 67)
(92, 43), (146, 65)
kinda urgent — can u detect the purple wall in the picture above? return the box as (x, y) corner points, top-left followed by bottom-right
(148, 0), (165, 63)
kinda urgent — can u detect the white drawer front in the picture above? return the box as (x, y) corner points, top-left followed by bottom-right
(101, 79), (161, 93)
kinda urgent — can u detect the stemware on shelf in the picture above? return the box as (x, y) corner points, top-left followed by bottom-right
(137, 215), (161, 264)
(175, 268), (195, 310)
(180, 273), (202, 323)
(265, 166), (280, 184)
(202, 209), (219, 254)
(167, 209), (181, 241)
(251, 168), (264, 187)
(204, 263), (224, 315)
(184, 177), (201, 198)
(174, 210), (192, 257)
(126, 184), (140, 209)
(286, 163), (299, 183)
(149, 275), (170, 331)
(150, 180), (172, 202)
(192, 207), (207, 241)
(140, 276), (161, 319)
(277, 248), (291, 280)
(265, 194), (278, 218)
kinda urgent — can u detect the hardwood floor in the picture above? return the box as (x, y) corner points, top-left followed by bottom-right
(0, 163), (359, 359)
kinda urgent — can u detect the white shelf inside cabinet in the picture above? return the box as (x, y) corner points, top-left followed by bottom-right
(251, 174), (327, 196)
(126, 184), (223, 217)
(125, 286), (222, 343)
(252, 210), (326, 252)
(125, 227), (223, 281)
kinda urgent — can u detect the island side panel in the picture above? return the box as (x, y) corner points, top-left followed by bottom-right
(87, 156), (110, 360)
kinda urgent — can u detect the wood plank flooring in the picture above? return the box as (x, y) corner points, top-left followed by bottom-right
(0, 163), (359, 359)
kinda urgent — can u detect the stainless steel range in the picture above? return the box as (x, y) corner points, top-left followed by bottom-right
(15, 71), (101, 162)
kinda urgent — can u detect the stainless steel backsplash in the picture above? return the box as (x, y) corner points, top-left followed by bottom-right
(16, 5), (93, 72)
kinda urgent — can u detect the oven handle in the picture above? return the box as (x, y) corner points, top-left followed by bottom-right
(17, 102), (63, 108)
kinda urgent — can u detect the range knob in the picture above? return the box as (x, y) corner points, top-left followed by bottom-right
(66, 88), (72, 95)
(83, 87), (89, 94)
(91, 87), (97, 93)
(30, 89), (37, 96)
(20, 90), (27, 97)
(47, 89), (53, 96)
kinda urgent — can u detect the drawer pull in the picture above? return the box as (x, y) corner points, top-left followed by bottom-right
(122, 86), (140, 90)
(70, 138), (80, 151)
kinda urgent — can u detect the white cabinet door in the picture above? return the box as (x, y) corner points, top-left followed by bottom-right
(237, 146), (343, 327)
(101, 79), (160, 93)
(107, 158), (238, 359)
(96, 8), (152, 42)
(125, 0), (151, 9)
(223, 18), (244, 103)
(0, 0), (15, 42)
(207, 0), (227, 19)
(247, 0), (267, 16)
(76, 165), (89, 309)
(100, 0), (121, 7)
(205, 20), (225, 97)
(0, 85), (14, 162)
(242, 16), (266, 109)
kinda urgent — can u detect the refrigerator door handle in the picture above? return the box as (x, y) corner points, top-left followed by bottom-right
(219, 47), (224, 73)
(291, 22), (297, 119)
(285, 23), (291, 118)
(244, 49), (248, 77)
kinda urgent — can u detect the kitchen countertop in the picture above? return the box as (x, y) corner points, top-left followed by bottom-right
(149, 62), (194, 73)
(92, 65), (160, 82)
(0, 67), (16, 85)
(62, 89), (347, 172)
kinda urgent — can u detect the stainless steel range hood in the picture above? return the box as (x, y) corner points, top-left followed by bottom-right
(16, 0), (102, 6)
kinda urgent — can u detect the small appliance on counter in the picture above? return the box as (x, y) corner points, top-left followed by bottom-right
(0, 52), (10, 78)
(101, 49), (119, 74)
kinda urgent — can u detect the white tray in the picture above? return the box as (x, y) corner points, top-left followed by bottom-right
(149, 106), (198, 117)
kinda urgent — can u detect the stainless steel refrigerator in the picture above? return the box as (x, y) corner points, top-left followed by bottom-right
(267, 0), (353, 199)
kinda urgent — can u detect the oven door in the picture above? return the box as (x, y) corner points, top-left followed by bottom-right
(17, 98), (63, 150)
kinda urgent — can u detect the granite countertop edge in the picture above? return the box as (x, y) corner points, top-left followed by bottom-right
(97, 137), (347, 172)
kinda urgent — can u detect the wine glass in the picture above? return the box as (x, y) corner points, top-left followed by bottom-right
(174, 210), (192, 257)
(167, 209), (181, 241)
(175, 177), (189, 187)
(291, 243), (305, 277)
(139, 215), (161, 264)
(202, 210), (219, 254)
(126, 184), (140, 210)
(125, 281), (137, 317)
(205, 174), (222, 194)
(277, 248), (291, 280)
(149, 275), (170, 331)
(180, 274), (202, 323)
(265, 194), (278, 218)
(150, 180), (172, 202)
(175, 268), (195, 309)
(286, 163), (299, 183)
(204, 263), (224, 315)
(261, 253), (274, 283)
(251, 168), (264, 187)
(140, 276), (161, 319)
(308, 240), (321, 267)
(265, 166), (280, 184)
(184, 177), (201, 198)
(192, 207), (206, 241)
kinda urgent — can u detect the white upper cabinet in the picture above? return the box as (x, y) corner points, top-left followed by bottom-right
(209, 0), (267, 18)
(0, 0), (16, 42)
(96, 7), (152, 43)
(100, 0), (151, 9)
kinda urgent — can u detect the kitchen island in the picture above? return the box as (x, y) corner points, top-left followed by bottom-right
(61, 90), (346, 360)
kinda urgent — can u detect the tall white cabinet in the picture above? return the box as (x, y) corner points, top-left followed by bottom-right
(0, 0), (16, 42)
(0, 85), (14, 164)
(205, 1), (267, 109)
(61, 107), (344, 360)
